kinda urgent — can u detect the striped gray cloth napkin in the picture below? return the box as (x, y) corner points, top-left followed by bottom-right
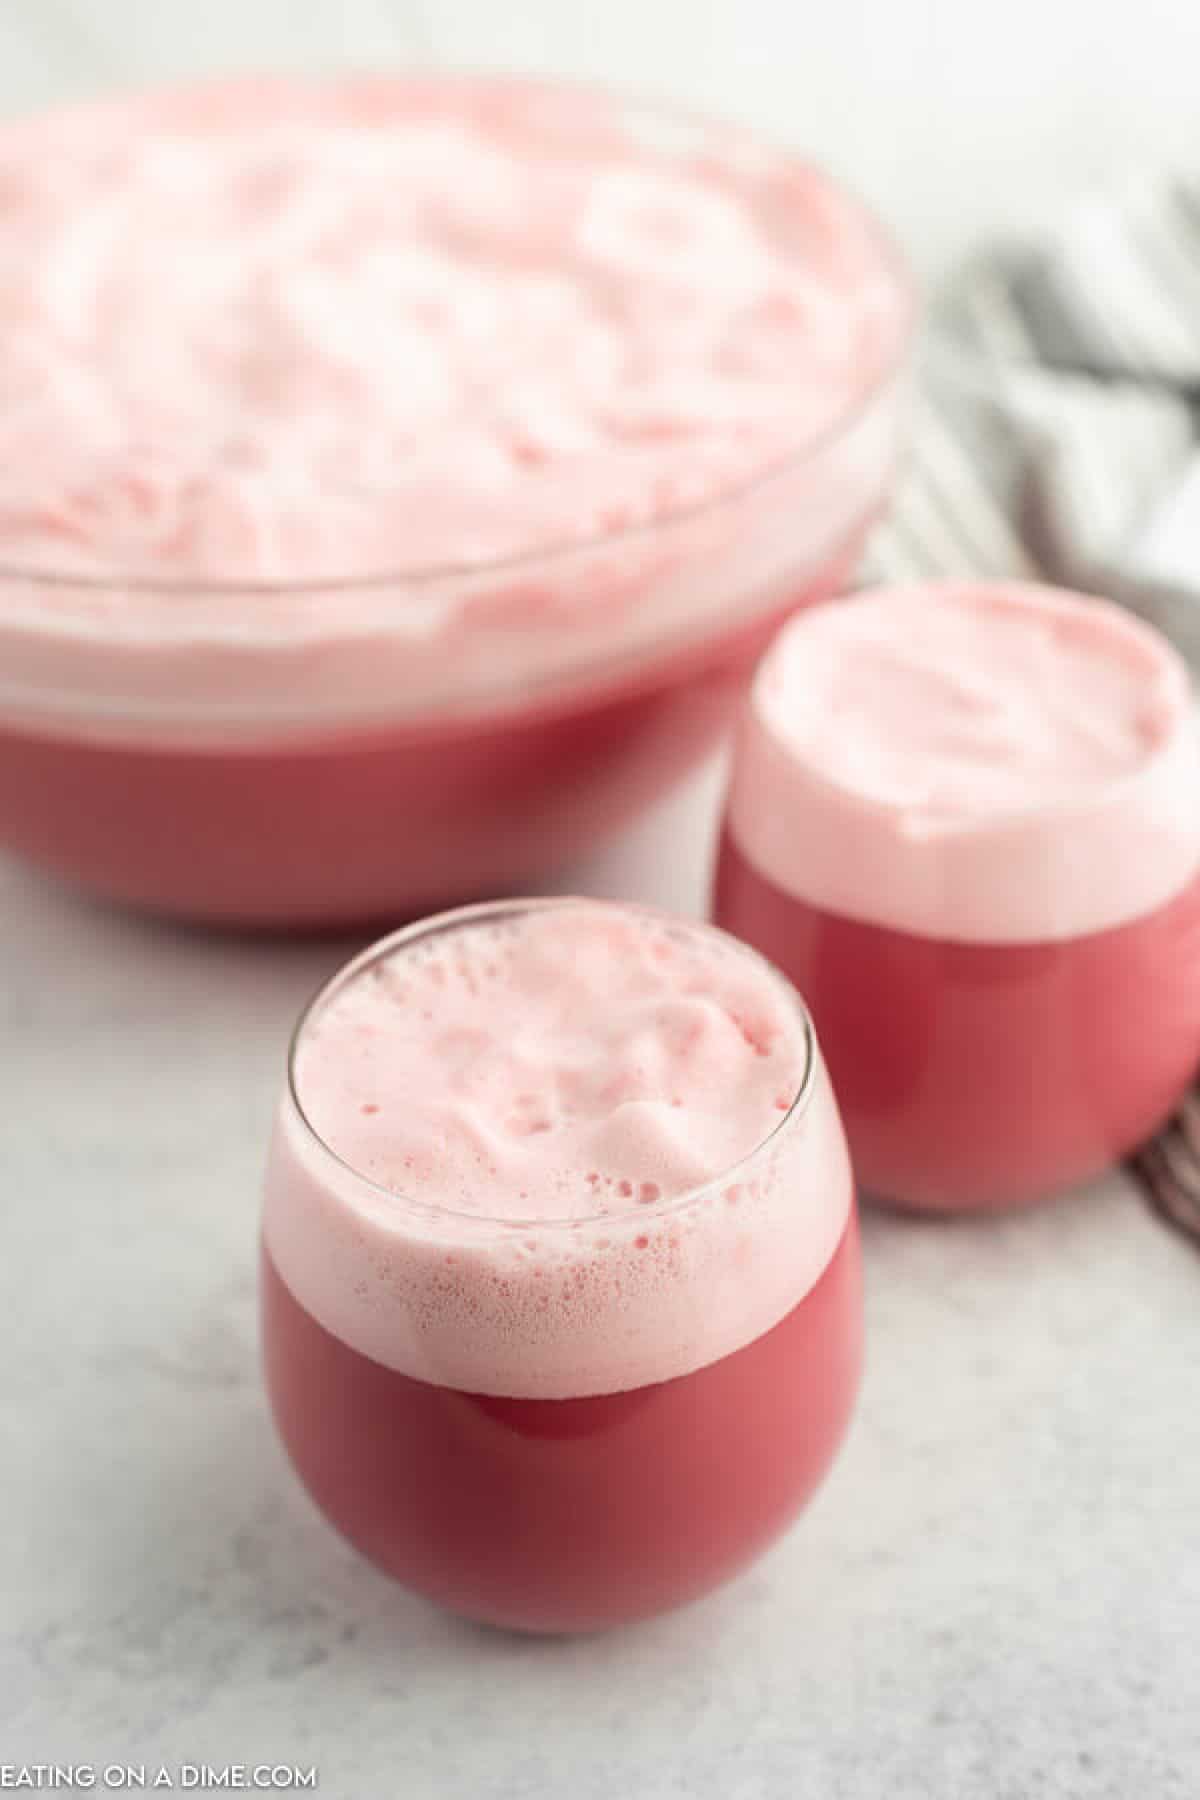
(860, 175), (1200, 1242)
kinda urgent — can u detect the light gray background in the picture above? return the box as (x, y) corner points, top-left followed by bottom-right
(3, 7), (1199, 1797)
(3, 0), (1200, 279)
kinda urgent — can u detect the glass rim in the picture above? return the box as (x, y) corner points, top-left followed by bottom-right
(283, 894), (819, 1233)
(0, 72), (917, 602)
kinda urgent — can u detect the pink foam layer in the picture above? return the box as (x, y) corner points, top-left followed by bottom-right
(0, 76), (908, 742)
(262, 903), (852, 1397)
(728, 583), (1200, 944)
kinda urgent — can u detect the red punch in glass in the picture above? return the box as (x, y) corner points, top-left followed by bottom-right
(714, 582), (1200, 1211)
(261, 899), (860, 1632)
(0, 76), (910, 925)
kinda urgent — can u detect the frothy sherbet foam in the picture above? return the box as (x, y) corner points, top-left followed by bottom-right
(0, 77), (906, 736)
(263, 901), (852, 1397)
(0, 78), (895, 579)
(728, 582), (1200, 943)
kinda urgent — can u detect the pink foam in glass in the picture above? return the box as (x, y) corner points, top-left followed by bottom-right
(714, 581), (1200, 1210)
(261, 898), (859, 1631)
(0, 76), (911, 924)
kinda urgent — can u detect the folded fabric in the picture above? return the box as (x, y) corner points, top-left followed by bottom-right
(862, 176), (1200, 1240)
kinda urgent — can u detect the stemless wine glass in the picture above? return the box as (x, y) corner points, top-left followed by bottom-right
(714, 581), (1200, 1211)
(261, 898), (860, 1633)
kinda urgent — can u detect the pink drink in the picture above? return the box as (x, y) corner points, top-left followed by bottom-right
(0, 77), (909, 924)
(715, 583), (1200, 1210)
(0, 574), (854, 926)
(262, 899), (859, 1631)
